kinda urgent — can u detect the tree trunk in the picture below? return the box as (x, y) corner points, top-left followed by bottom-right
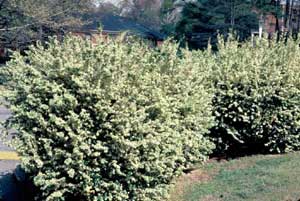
(284, 0), (290, 30)
(275, 0), (281, 41)
(230, 0), (235, 28)
(297, 10), (300, 34)
(288, 0), (295, 33)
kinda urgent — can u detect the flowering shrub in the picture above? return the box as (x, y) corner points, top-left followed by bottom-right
(210, 36), (300, 154)
(1, 36), (214, 200)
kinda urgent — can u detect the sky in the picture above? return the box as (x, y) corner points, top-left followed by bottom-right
(101, 0), (121, 6)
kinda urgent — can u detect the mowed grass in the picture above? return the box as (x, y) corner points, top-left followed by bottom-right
(170, 152), (300, 201)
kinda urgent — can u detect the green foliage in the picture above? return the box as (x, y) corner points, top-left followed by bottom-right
(252, 0), (279, 14)
(1, 36), (214, 201)
(210, 36), (300, 154)
(176, 0), (258, 49)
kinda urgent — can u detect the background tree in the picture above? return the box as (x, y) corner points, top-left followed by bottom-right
(117, 0), (163, 30)
(252, 0), (300, 38)
(175, 0), (258, 49)
(160, 0), (185, 35)
(0, 0), (95, 50)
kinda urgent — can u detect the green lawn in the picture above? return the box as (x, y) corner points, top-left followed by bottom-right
(170, 152), (300, 201)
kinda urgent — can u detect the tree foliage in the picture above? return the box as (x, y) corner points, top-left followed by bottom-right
(175, 0), (258, 49)
(0, 0), (94, 50)
(110, 0), (163, 30)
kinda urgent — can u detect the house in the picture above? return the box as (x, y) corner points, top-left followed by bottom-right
(257, 0), (300, 36)
(0, 14), (165, 63)
(70, 14), (165, 46)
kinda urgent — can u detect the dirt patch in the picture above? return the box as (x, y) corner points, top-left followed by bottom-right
(184, 169), (213, 183)
(169, 169), (216, 201)
(200, 195), (221, 201)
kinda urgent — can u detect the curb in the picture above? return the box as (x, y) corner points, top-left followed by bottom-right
(0, 152), (19, 160)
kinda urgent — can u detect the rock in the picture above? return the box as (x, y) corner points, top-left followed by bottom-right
(13, 165), (26, 182)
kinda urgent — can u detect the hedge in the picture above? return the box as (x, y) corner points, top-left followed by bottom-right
(209, 36), (300, 154)
(1, 36), (214, 201)
(2, 33), (300, 200)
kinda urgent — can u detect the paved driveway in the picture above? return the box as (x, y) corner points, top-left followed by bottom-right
(0, 105), (24, 201)
(0, 66), (26, 201)
(0, 104), (13, 151)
